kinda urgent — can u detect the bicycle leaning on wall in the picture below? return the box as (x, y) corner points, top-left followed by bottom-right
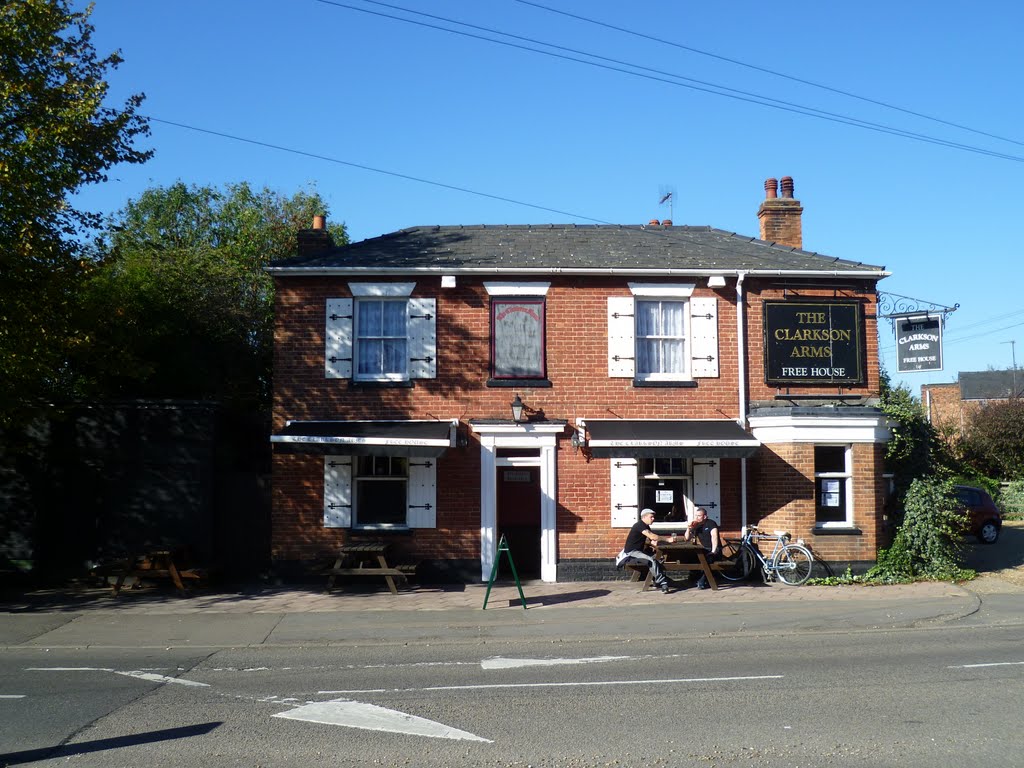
(718, 525), (814, 586)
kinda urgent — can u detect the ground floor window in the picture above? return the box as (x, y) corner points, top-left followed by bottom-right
(638, 458), (692, 527)
(355, 456), (408, 527)
(815, 445), (852, 526)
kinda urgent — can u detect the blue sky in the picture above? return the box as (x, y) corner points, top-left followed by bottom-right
(74, 0), (1024, 393)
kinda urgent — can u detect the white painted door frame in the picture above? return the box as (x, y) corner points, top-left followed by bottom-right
(471, 422), (563, 582)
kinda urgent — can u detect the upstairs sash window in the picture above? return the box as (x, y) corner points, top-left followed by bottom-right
(636, 299), (687, 380)
(356, 299), (407, 380)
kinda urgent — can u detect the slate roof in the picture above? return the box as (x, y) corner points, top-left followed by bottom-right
(959, 370), (1023, 400)
(269, 224), (888, 276)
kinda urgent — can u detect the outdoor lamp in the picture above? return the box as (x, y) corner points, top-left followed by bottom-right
(510, 394), (525, 423)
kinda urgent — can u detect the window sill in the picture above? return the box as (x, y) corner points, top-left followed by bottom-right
(812, 527), (863, 536)
(632, 379), (698, 388)
(352, 526), (413, 533)
(348, 380), (414, 389)
(487, 378), (552, 388)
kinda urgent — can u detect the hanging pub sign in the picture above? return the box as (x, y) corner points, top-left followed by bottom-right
(895, 315), (943, 373)
(764, 300), (865, 385)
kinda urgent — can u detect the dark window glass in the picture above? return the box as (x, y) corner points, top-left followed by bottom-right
(815, 446), (848, 524)
(355, 456), (407, 526)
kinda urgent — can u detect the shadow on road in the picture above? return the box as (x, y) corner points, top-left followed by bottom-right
(0, 722), (221, 766)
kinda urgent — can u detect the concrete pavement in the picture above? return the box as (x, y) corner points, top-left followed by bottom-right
(4, 572), (1019, 649)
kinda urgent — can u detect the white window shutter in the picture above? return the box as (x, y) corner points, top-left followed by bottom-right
(610, 458), (639, 528)
(325, 298), (353, 379)
(692, 459), (721, 524)
(690, 297), (719, 378)
(608, 296), (635, 378)
(407, 457), (437, 528)
(408, 298), (436, 379)
(323, 456), (352, 528)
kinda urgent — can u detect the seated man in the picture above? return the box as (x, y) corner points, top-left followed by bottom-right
(684, 506), (721, 590)
(615, 508), (676, 593)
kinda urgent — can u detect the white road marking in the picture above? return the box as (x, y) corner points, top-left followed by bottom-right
(0, 695), (26, 699)
(114, 671), (209, 687)
(26, 667), (207, 686)
(274, 699), (492, 742)
(949, 661), (1024, 669)
(481, 655), (629, 670)
(321, 674), (782, 695)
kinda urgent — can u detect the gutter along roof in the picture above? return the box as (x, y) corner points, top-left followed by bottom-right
(268, 224), (889, 279)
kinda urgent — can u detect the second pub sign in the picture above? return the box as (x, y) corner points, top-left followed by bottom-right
(764, 300), (865, 385)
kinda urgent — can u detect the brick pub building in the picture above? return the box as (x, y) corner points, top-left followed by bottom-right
(269, 177), (891, 582)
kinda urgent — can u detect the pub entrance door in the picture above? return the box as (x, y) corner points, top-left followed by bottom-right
(495, 464), (542, 579)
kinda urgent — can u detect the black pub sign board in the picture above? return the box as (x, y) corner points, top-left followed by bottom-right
(764, 300), (865, 385)
(895, 316), (943, 373)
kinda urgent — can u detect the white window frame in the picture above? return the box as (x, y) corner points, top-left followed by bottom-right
(325, 282), (436, 381)
(323, 454), (436, 530)
(608, 284), (719, 380)
(814, 444), (854, 528)
(635, 297), (690, 382)
(354, 297), (409, 382)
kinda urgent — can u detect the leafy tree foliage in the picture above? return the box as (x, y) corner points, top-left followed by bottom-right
(78, 182), (346, 409)
(0, 0), (150, 424)
(879, 370), (953, 503)
(958, 398), (1024, 481)
(868, 477), (973, 582)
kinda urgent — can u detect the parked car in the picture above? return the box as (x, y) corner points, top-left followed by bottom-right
(954, 485), (1003, 545)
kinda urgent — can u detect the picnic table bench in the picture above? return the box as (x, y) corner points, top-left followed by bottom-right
(324, 542), (414, 595)
(93, 551), (204, 596)
(626, 541), (733, 592)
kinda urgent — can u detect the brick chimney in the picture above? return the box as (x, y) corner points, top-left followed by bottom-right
(297, 215), (334, 256)
(757, 176), (803, 249)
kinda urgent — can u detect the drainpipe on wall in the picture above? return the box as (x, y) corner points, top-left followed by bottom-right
(736, 271), (749, 528)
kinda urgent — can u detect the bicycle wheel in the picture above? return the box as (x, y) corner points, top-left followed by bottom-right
(718, 542), (756, 582)
(773, 544), (814, 586)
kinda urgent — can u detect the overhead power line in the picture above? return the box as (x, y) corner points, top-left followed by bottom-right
(514, 0), (1024, 149)
(316, 0), (1024, 164)
(146, 117), (613, 224)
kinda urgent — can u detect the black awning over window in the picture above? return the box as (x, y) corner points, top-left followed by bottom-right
(271, 420), (454, 457)
(585, 419), (759, 459)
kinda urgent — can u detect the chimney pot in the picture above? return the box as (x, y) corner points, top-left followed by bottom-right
(649, 219), (661, 226)
(312, 215), (326, 230)
(757, 176), (802, 249)
(661, 219), (673, 226)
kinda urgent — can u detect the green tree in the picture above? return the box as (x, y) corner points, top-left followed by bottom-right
(958, 398), (1024, 481)
(78, 182), (346, 409)
(0, 0), (150, 425)
(879, 370), (953, 504)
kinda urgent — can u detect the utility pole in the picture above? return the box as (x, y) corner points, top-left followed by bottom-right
(1003, 340), (1018, 396)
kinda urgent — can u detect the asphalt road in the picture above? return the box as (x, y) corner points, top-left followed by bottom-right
(3, 620), (1023, 768)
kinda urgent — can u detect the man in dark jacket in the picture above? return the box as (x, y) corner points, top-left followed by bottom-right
(615, 508), (675, 593)
(684, 506), (721, 590)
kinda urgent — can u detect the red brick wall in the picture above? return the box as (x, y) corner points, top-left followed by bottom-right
(750, 441), (885, 564)
(272, 273), (884, 568)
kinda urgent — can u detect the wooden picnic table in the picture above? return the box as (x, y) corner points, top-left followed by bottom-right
(96, 550), (203, 596)
(324, 541), (412, 595)
(648, 540), (721, 591)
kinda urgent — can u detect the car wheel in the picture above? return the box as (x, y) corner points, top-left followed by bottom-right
(978, 521), (1000, 545)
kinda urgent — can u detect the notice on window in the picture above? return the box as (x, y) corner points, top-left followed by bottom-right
(821, 480), (841, 507)
(656, 490), (674, 504)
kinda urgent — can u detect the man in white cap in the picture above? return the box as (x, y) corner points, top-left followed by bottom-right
(615, 508), (676, 593)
